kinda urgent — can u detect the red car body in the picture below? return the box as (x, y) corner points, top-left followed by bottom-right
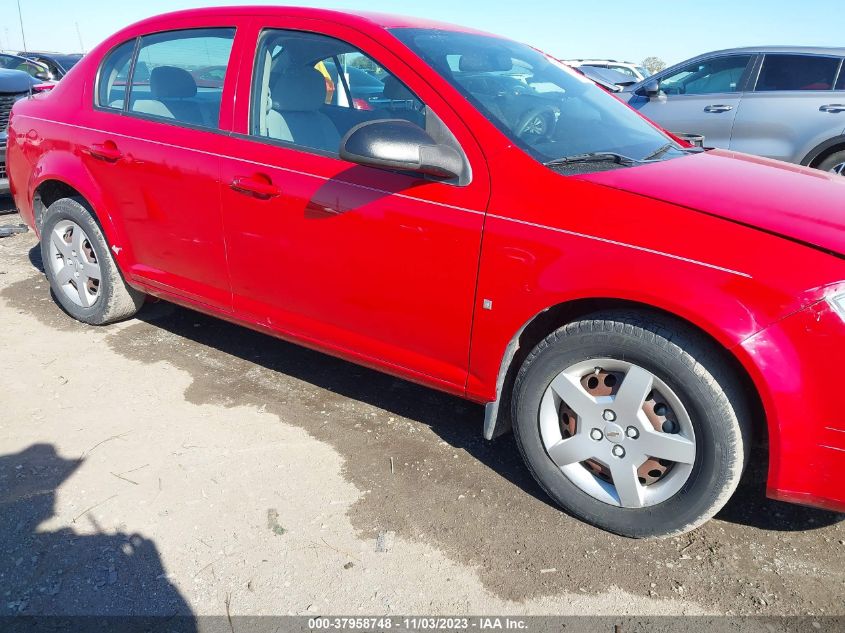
(7, 7), (845, 514)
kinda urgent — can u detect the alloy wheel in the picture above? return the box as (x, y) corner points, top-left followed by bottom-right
(48, 220), (102, 308)
(830, 162), (845, 176)
(539, 358), (696, 508)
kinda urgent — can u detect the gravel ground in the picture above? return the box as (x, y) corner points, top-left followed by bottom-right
(1, 198), (844, 619)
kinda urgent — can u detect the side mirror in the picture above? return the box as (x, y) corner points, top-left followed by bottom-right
(35, 71), (51, 81)
(643, 80), (661, 99)
(339, 119), (463, 180)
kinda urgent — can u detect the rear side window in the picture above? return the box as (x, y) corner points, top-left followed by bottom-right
(836, 63), (845, 91)
(756, 54), (840, 91)
(97, 40), (136, 110)
(127, 28), (235, 128)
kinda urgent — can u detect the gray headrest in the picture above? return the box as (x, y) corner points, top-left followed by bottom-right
(272, 67), (327, 111)
(382, 76), (415, 101)
(458, 51), (513, 73)
(151, 66), (197, 99)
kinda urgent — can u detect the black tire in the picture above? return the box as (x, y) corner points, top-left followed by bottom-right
(40, 197), (144, 325)
(511, 311), (751, 538)
(816, 149), (845, 176)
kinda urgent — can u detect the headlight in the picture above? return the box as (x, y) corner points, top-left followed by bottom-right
(825, 292), (845, 320)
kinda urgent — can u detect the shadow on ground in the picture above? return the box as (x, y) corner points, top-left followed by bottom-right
(0, 443), (195, 627)
(3, 244), (844, 614)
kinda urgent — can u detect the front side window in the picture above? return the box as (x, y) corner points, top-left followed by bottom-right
(659, 55), (752, 95)
(392, 28), (687, 171)
(837, 64), (845, 91)
(127, 28), (235, 128)
(251, 29), (427, 155)
(756, 54), (841, 91)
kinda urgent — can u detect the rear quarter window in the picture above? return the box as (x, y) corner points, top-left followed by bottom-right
(97, 40), (137, 110)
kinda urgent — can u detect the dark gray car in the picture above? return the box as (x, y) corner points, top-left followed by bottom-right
(624, 47), (845, 175)
(1, 69), (35, 194)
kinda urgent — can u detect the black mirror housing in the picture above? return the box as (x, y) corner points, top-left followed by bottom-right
(643, 80), (661, 98)
(339, 119), (463, 180)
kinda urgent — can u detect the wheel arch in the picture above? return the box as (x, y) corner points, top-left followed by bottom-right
(483, 297), (766, 449)
(800, 134), (845, 168)
(30, 152), (134, 270)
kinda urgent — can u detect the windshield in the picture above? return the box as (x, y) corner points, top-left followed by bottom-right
(392, 29), (687, 171)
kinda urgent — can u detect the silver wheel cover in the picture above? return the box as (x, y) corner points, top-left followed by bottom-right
(539, 358), (696, 508)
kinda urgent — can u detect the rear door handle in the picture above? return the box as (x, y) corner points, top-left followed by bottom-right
(820, 104), (845, 113)
(230, 176), (281, 200)
(703, 105), (734, 113)
(85, 141), (123, 162)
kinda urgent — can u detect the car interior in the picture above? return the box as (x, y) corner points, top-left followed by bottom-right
(252, 30), (427, 153)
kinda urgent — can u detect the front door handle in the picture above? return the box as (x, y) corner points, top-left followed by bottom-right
(820, 104), (845, 113)
(703, 104), (734, 113)
(230, 176), (281, 200)
(85, 141), (123, 162)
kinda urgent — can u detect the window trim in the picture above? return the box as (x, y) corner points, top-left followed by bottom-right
(244, 26), (470, 186)
(833, 58), (845, 92)
(93, 36), (140, 113)
(751, 52), (843, 93)
(654, 53), (757, 97)
(93, 27), (238, 132)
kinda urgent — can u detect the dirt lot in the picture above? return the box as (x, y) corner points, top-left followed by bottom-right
(1, 198), (844, 618)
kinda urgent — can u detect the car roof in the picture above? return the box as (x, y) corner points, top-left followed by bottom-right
(566, 59), (639, 66)
(130, 5), (490, 35)
(690, 46), (845, 57)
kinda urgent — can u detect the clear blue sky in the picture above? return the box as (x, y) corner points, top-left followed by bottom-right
(3, 0), (843, 66)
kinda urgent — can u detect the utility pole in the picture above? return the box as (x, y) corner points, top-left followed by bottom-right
(16, 0), (28, 52)
(75, 22), (85, 53)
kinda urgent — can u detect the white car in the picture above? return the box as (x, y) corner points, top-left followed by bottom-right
(564, 59), (650, 83)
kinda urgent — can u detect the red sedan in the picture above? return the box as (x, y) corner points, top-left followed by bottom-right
(7, 7), (845, 538)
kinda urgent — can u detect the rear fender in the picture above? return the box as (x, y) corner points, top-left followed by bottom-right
(30, 150), (135, 270)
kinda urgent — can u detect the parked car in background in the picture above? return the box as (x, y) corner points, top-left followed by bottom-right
(15, 51), (83, 80)
(570, 64), (635, 92)
(624, 47), (845, 175)
(0, 69), (37, 194)
(565, 59), (650, 83)
(8, 8), (845, 538)
(0, 53), (52, 81)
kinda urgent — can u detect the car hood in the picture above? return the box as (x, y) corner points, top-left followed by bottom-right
(0, 69), (34, 93)
(577, 149), (845, 255)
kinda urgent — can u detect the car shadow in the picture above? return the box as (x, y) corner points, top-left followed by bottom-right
(24, 245), (845, 534)
(0, 443), (196, 626)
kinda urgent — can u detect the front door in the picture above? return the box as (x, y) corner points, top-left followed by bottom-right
(635, 54), (755, 148)
(218, 19), (490, 389)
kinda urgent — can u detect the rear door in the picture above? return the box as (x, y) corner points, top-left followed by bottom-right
(634, 54), (755, 148)
(78, 19), (244, 311)
(730, 53), (845, 163)
(216, 17), (490, 390)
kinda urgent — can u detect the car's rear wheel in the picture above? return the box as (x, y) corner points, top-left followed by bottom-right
(817, 149), (845, 176)
(41, 197), (144, 325)
(511, 311), (751, 538)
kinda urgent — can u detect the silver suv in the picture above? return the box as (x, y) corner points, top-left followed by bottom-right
(624, 47), (845, 175)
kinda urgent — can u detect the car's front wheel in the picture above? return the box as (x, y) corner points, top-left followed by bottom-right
(41, 197), (145, 325)
(512, 311), (751, 538)
(817, 150), (845, 176)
